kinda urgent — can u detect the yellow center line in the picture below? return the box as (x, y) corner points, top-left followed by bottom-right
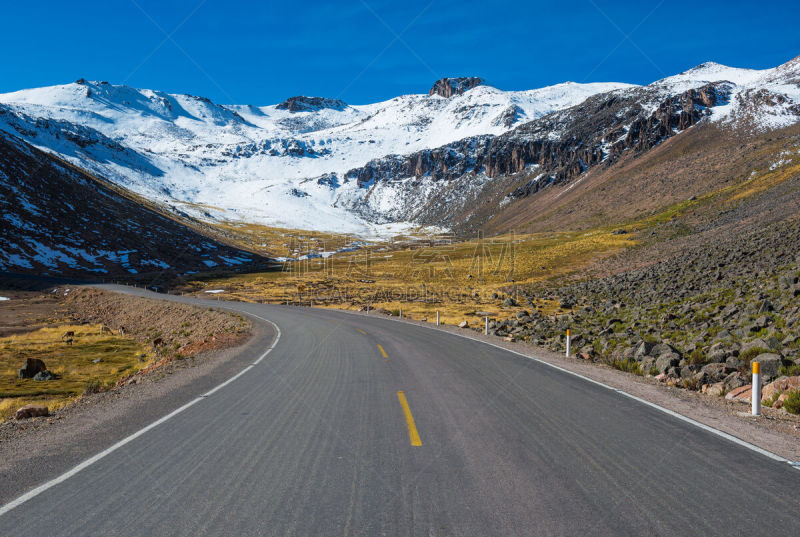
(377, 344), (388, 358)
(397, 391), (423, 446)
(356, 328), (367, 335)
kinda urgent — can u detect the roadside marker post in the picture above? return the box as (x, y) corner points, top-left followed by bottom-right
(484, 316), (489, 336)
(436, 311), (440, 326)
(399, 309), (402, 319)
(752, 361), (761, 416)
(566, 329), (571, 358)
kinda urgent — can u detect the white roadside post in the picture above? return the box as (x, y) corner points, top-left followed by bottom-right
(366, 304), (370, 314)
(399, 309), (402, 319)
(566, 329), (571, 358)
(484, 316), (489, 336)
(436, 311), (440, 326)
(752, 361), (761, 416)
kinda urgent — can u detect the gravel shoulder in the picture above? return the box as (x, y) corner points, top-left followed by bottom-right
(0, 311), (275, 505)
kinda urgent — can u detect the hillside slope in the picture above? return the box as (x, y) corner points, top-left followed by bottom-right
(0, 77), (630, 234)
(0, 130), (263, 278)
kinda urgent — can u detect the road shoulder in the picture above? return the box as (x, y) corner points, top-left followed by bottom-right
(0, 311), (276, 504)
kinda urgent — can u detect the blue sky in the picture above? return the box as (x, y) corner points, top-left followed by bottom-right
(2, 0), (798, 105)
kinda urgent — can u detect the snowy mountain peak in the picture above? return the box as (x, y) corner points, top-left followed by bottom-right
(4, 57), (798, 236)
(652, 61), (769, 92)
(429, 77), (485, 98)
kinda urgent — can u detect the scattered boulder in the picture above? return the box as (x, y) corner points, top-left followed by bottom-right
(762, 376), (800, 402)
(725, 356), (744, 372)
(14, 405), (49, 420)
(650, 343), (678, 357)
(753, 353), (786, 380)
(33, 370), (55, 381)
(503, 297), (518, 307)
(458, 321), (469, 329)
(700, 362), (727, 382)
(741, 338), (770, 354)
(725, 384), (751, 402)
(17, 358), (48, 379)
(634, 341), (654, 358)
(707, 345), (728, 363)
(722, 372), (747, 391)
(655, 352), (681, 373)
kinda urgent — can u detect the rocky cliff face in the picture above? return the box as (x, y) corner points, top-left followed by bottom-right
(275, 96), (348, 112)
(429, 77), (484, 98)
(341, 82), (732, 203)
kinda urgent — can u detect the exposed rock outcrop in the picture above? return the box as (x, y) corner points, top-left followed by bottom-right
(429, 77), (484, 98)
(345, 82), (732, 194)
(275, 96), (348, 112)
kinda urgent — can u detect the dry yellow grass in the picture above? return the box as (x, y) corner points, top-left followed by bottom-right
(0, 324), (152, 422)
(187, 149), (800, 325)
(185, 228), (634, 326)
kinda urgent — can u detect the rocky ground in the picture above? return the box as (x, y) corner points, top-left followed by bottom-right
(481, 216), (800, 414)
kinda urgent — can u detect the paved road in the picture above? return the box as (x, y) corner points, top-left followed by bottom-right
(1, 288), (799, 536)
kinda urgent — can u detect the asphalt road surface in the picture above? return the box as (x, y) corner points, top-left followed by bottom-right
(1, 286), (799, 536)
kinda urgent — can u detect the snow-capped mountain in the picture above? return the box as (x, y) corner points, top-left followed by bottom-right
(1, 57), (799, 236)
(0, 77), (629, 234)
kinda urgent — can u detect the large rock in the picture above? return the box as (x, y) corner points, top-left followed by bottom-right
(655, 352), (681, 373)
(14, 404), (49, 420)
(753, 353), (786, 380)
(33, 370), (55, 381)
(650, 343), (679, 357)
(725, 385), (751, 402)
(725, 356), (744, 372)
(640, 357), (656, 374)
(700, 362), (727, 382)
(762, 376), (800, 402)
(706, 382), (726, 397)
(428, 77), (484, 98)
(17, 358), (48, 379)
(740, 338), (771, 354)
(634, 341), (653, 358)
(707, 346), (728, 363)
(722, 372), (747, 391)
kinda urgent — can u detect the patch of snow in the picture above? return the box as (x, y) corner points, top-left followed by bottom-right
(0, 79), (631, 236)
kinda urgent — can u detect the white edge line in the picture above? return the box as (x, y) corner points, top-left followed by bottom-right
(329, 307), (796, 466)
(0, 311), (281, 518)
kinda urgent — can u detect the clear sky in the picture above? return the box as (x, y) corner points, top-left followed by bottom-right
(2, 0), (798, 105)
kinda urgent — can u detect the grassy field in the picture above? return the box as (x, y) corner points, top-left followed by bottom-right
(179, 148), (800, 328)
(184, 227), (636, 325)
(0, 324), (152, 422)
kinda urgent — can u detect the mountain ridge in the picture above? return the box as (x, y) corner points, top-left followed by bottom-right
(0, 56), (798, 236)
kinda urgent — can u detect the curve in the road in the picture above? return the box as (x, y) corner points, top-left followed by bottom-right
(1, 286), (798, 536)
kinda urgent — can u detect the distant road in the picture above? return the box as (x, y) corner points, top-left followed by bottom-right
(1, 286), (798, 536)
